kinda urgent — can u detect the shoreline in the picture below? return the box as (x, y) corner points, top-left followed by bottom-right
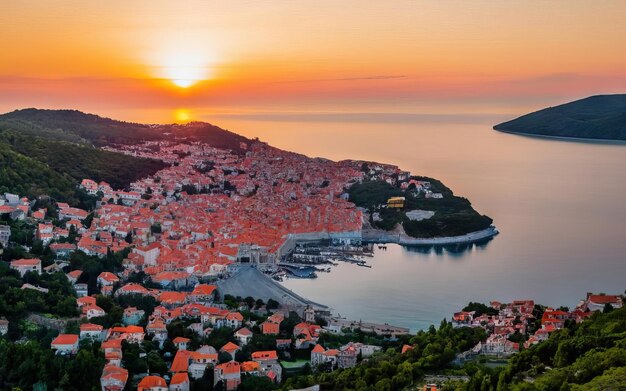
(494, 128), (626, 145)
(362, 226), (499, 245)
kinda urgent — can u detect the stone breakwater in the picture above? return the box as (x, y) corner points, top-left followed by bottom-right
(362, 226), (499, 245)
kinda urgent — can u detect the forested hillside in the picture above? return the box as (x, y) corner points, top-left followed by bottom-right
(0, 131), (167, 204)
(1, 131), (167, 191)
(489, 305), (626, 390)
(0, 108), (256, 204)
(283, 305), (626, 390)
(0, 140), (79, 202)
(494, 94), (626, 141)
(348, 178), (493, 238)
(0, 108), (251, 151)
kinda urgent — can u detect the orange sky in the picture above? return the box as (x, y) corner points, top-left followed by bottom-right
(1, 1), (626, 123)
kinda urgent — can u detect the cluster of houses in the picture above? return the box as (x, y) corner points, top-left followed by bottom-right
(452, 293), (624, 360)
(2, 138), (425, 300)
(0, 192), (32, 221)
(45, 271), (379, 391)
(0, 140), (441, 389)
(310, 342), (381, 370)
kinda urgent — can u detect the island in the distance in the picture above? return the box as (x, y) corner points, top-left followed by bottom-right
(494, 94), (626, 141)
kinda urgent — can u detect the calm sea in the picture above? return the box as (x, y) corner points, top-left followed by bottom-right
(209, 114), (626, 332)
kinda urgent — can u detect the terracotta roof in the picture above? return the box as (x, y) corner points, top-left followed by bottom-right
(159, 291), (187, 303)
(262, 321), (280, 334)
(101, 364), (128, 384)
(235, 327), (252, 336)
(251, 350), (278, 360)
(241, 361), (260, 372)
(117, 283), (149, 294)
(98, 272), (119, 282)
(101, 339), (123, 349)
(220, 341), (239, 353)
(216, 361), (240, 374)
(80, 323), (103, 332)
(170, 350), (192, 373)
(110, 325), (144, 334)
(589, 295), (622, 304)
(312, 344), (325, 353)
(191, 284), (217, 296)
(51, 334), (79, 345)
(11, 258), (41, 266)
(67, 270), (83, 279)
(170, 372), (189, 385)
(137, 375), (167, 390)
(226, 312), (243, 321)
(173, 336), (190, 343)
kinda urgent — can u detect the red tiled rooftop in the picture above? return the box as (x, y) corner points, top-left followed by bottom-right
(80, 323), (103, 332)
(11, 258), (41, 266)
(589, 295), (622, 304)
(137, 375), (167, 390)
(51, 334), (79, 345)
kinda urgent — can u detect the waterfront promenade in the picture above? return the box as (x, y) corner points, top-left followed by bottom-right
(362, 226), (499, 246)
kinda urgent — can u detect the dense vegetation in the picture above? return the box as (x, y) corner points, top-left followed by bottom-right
(0, 108), (251, 151)
(0, 263), (78, 331)
(3, 131), (167, 190)
(459, 305), (626, 390)
(0, 139), (78, 202)
(0, 339), (105, 391)
(0, 107), (257, 203)
(348, 179), (493, 238)
(494, 94), (626, 141)
(283, 320), (486, 390)
(0, 129), (166, 205)
(280, 305), (626, 391)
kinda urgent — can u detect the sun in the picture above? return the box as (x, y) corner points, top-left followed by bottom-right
(165, 65), (207, 88)
(145, 32), (220, 90)
(174, 108), (191, 122)
(171, 79), (196, 88)
(152, 43), (212, 89)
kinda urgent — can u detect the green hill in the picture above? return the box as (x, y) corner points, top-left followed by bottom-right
(494, 94), (626, 141)
(0, 108), (253, 205)
(0, 108), (250, 150)
(0, 131), (167, 205)
(0, 140), (78, 202)
(0, 131), (167, 190)
(282, 304), (626, 390)
(478, 305), (626, 390)
(348, 178), (493, 238)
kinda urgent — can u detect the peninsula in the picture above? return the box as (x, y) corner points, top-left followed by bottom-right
(0, 108), (496, 390)
(494, 94), (626, 141)
(0, 108), (495, 251)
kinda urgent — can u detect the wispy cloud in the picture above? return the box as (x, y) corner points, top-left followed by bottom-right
(273, 75), (408, 84)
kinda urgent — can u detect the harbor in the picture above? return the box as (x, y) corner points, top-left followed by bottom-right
(276, 242), (375, 279)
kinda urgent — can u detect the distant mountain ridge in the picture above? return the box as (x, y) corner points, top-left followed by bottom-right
(494, 94), (626, 141)
(0, 108), (250, 151)
(0, 108), (254, 203)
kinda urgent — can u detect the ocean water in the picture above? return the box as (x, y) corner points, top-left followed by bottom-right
(212, 114), (626, 332)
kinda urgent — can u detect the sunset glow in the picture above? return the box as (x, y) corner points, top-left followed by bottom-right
(2, 3), (626, 387)
(174, 108), (191, 122)
(152, 43), (213, 89)
(1, 1), (626, 123)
